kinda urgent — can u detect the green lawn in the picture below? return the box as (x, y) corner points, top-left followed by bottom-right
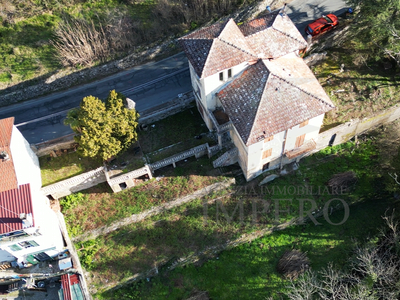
(39, 151), (98, 186)
(84, 136), (388, 297)
(63, 156), (228, 237)
(98, 193), (397, 300)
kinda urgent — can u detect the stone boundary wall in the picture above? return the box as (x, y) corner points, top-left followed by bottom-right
(41, 143), (211, 198)
(73, 178), (235, 242)
(41, 167), (106, 199)
(101, 194), (333, 294)
(312, 104), (400, 153)
(0, 38), (178, 108)
(40, 104), (400, 199)
(33, 134), (76, 157)
(139, 92), (195, 125)
(149, 143), (209, 171)
(32, 95), (196, 157)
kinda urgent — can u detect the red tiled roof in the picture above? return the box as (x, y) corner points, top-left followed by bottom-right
(179, 19), (257, 78)
(0, 183), (34, 234)
(180, 13), (307, 78)
(218, 57), (334, 146)
(241, 13), (307, 58)
(0, 117), (17, 193)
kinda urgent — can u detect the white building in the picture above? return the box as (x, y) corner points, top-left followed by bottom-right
(0, 117), (64, 266)
(179, 10), (335, 181)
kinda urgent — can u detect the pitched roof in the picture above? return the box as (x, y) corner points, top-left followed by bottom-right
(239, 12), (307, 58)
(218, 55), (334, 146)
(0, 183), (35, 234)
(179, 19), (257, 78)
(179, 12), (308, 78)
(0, 117), (17, 193)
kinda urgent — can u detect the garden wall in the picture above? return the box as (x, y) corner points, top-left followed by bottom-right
(313, 104), (400, 152)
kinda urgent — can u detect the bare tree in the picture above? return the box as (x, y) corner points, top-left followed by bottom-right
(51, 16), (110, 67)
(287, 211), (400, 300)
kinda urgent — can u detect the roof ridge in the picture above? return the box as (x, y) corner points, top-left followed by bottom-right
(246, 65), (270, 145)
(271, 26), (307, 47)
(216, 37), (257, 58)
(270, 73), (335, 108)
(201, 39), (216, 78)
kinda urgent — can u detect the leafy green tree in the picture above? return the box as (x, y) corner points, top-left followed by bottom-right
(65, 90), (139, 161)
(347, 0), (400, 65)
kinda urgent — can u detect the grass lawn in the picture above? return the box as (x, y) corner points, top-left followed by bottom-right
(40, 107), (214, 184)
(309, 34), (400, 128)
(139, 107), (213, 157)
(39, 151), (99, 186)
(102, 195), (398, 300)
(78, 136), (385, 296)
(63, 157), (228, 237)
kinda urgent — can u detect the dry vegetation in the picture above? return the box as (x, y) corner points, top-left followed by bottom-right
(0, 0), (250, 87)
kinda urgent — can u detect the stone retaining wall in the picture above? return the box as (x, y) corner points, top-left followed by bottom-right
(41, 167), (106, 199)
(73, 178), (235, 242)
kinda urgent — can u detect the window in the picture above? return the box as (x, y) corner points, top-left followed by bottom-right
(9, 244), (22, 251)
(262, 148), (273, 159)
(264, 136), (274, 143)
(18, 240), (39, 249)
(299, 120), (309, 128)
(219, 72), (224, 81)
(295, 134), (306, 148)
(228, 69), (232, 78)
(262, 162), (270, 171)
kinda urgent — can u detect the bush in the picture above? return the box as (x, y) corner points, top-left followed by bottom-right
(60, 192), (88, 211)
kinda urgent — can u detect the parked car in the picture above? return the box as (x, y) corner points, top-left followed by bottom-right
(305, 14), (339, 37)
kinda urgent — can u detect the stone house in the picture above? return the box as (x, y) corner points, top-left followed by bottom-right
(179, 10), (335, 181)
(0, 117), (65, 266)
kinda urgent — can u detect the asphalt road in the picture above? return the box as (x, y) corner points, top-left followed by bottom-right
(0, 0), (347, 144)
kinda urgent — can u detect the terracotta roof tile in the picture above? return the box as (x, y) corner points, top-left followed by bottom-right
(0, 117), (13, 148)
(239, 11), (279, 36)
(0, 117), (17, 193)
(263, 53), (334, 106)
(179, 39), (214, 78)
(218, 60), (269, 144)
(202, 39), (256, 78)
(179, 19), (257, 78)
(218, 58), (334, 146)
(182, 21), (226, 40)
(243, 14), (307, 58)
(0, 183), (34, 234)
(218, 19), (255, 56)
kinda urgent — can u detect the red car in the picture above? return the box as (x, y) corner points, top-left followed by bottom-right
(305, 14), (339, 36)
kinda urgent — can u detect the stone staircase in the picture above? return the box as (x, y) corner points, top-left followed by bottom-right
(212, 147), (238, 168)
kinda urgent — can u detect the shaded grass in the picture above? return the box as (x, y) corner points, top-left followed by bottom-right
(39, 151), (98, 186)
(139, 107), (211, 155)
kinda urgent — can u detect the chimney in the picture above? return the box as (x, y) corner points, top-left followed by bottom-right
(280, 3), (287, 14)
(0, 150), (9, 161)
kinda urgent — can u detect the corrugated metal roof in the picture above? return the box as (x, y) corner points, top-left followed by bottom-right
(0, 117), (17, 193)
(0, 184), (34, 234)
(61, 274), (83, 300)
